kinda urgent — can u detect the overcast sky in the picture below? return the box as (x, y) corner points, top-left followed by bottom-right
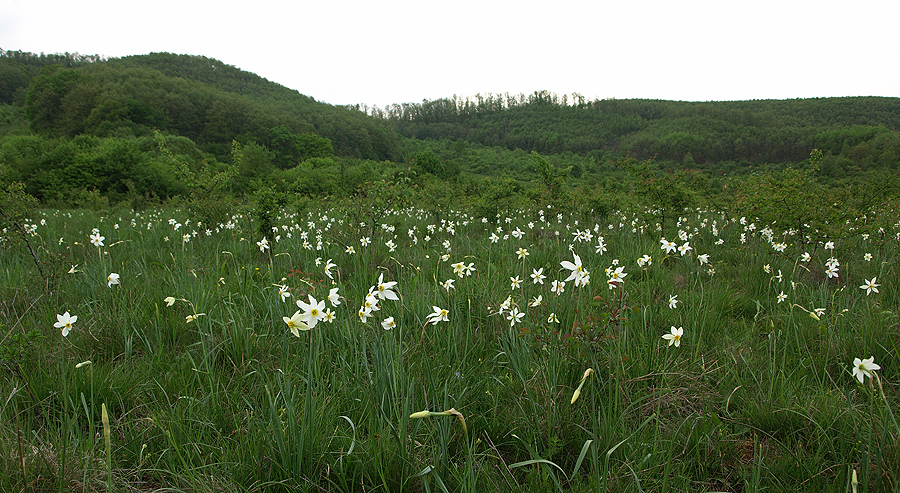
(3, 0), (899, 109)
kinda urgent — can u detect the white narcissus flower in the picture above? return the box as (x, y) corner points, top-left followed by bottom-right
(551, 280), (565, 295)
(107, 272), (120, 288)
(328, 287), (341, 306)
(55, 311), (77, 337)
(283, 310), (310, 337)
(324, 259), (337, 279)
(506, 307), (525, 326)
(859, 277), (880, 295)
(852, 357), (881, 384)
(560, 252), (585, 283)
(668, 295), (680, 309)
(426, 306), (449, 325)
(375, 273), (399, 301)
(662, 326), (684, 347)
(660, 238), (677, 254)
(381, 316), (396, 330)
(278, 285), (291, 302)
(510, 276), (522, 290)
(296, 294), (325, 329)
(164, 296), (176, 307)
(531, 268), (546, 285)
(90, 232), (105, 247)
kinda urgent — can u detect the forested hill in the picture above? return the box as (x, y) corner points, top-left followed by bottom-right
(378, 92), (900, 171)
(0, 50), (399, 160)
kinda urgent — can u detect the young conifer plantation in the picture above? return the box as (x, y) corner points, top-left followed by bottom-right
(1, 50), (899, 492)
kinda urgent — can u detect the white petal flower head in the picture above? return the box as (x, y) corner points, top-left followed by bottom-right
(510, 276), (522, 290)
(376, 273), (399, 300)
(660, 239), (677, 254)
(551, 280), (566, 296)
(164, 296), (176, 307)
(328, 287), (341, 306)
(55, 311), (77, 337)
(426, 306), (449, 325)
(662, 326), (684, 347)
(107, 272), (120, 288)
(283, 310), (310, 337)
(668, 295), (680, 309)
(278, 285), (291, 302)
(296, 294), (326, 329)
(860, 277), (880, 295)
(381, 316), (396, 330)
(324, 259), (337, 279)
(507, 307), (525, 326)
(90, 232), (105, 247)
(560, 252), (584, 282)
(852, 357), (881, 384)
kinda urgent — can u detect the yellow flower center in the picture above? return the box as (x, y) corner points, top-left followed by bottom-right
(311, 309), (319, 317)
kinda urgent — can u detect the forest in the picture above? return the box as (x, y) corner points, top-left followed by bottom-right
(1, 48), (899, 212)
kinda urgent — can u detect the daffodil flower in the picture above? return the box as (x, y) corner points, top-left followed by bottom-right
(277, 285), (291, 302)
(425, 306), (449, 325)
(668, 295), (679, 309)
(328, 287), (341, 306)
(852, 357), (881, 384)
(55, 311), (77, 337)
(860, 277), (880, 295)
(107, 272), (120, 287)
(283, 310), (310, 337)
(296, 294), (326, 329)
(662, 326), (684, 347)
(375, 273), (399, 300)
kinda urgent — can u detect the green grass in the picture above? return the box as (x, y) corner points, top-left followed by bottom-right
(0, 207), (898, 492)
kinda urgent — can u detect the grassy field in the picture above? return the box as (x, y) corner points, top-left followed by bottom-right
(1, 206), (898, 492)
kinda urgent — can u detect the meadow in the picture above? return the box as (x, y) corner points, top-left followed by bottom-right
(0, 205), (898, 492)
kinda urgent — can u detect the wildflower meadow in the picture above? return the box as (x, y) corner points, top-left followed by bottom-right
(1, 205), (898, 492)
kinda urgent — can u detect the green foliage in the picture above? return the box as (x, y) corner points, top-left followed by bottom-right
(529, 151), (570, 205)
(251, 187), (287, 240)
(734, 149), (899, 241)
(387, 93), (900, 173)
(622, 156), (695, 233)
(156, 131), (237, 227)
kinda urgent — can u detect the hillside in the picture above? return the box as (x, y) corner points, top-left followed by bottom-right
(380, 92), (900, 177)
(2, 49), (899, 210)
(1, 50), (399, 161)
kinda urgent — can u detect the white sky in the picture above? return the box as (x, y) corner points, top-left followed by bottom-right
(2, 0), (899, 109)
